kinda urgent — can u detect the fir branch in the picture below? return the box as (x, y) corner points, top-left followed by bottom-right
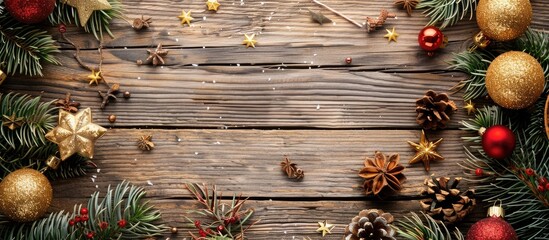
(459, 105), (508, 143)
(0, 181), (166, 239)
(524, 96), (549, 152)
(416, 0), (477, 29)
(396, 212), (464, 240)
(450, 50), (492, 100)
(0, 12), (60, 76)
(185, 183), (259, 240)
(48, 0), (124, 40)
(510, 29), (549, 85)
(0, 93), (90, 179)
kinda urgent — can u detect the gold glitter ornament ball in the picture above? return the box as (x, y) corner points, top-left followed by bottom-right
(486, 51), (545, 110)
(476, 0), (532, 41)
(0, 169), (53, 222)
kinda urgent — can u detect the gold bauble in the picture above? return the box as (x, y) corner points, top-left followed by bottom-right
(485, 51), (544, 110)
(0, 169), (53, 222)
(476, 0), (532, 41)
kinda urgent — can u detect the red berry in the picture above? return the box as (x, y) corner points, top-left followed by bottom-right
(217, 225), (225, 232)
(199, 229), (207, 237)
(117, 219), (127, 228)
(526, 168), (535, 176)
(475, 168), (483, 176)
(545, 183), (549, 190)
(345, 57), (352, 64)
(224, 218), (230, 225)
(86, 232), (94, 239)
(69, 220), (75, 226)
(194, 220), (201, 228)
(206, 228), (213, 234)
(58, 24), (67, 33)
(80, 208), (88, 215)
(74, 216), (81, 223)
(229, 216), (236, 223)
(539, 177), (548, 185)
(81, 215), (89, 222)
(100, 221), (108, 230)
(538, 185), (545, 192)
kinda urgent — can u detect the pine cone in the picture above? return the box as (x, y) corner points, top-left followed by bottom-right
(415, 90), (457, 130)
(419, 176), (476, 223)
(344, 209), (396, 240)
(359, 151), (406, 196)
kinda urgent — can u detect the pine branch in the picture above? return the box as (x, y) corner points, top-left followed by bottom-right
(416, 0), (477, 29)
(0, 12), (60, 76)
(396, 212), (464, 240)
(510, 29), (549, 85)
(0, 181), (166, 239)
(0, 93), (90, 179)
(48, 0), (124, 40)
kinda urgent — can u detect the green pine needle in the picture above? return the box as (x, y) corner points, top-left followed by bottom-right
(396, 212), (464, 240)
(48, 0), (124, 40)
(0, 13), (60, 76)
(417, 0), (477, 29)
(0, 181), (166, 239)
(0, 93), (91, 179)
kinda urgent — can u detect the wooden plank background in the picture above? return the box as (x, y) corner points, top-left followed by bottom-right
(2, 0), (548, 239)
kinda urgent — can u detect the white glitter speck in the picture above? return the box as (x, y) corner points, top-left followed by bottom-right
(147, 180), (153, 185)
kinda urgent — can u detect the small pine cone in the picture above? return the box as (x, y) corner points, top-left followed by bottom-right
(415, 90), (457, 130)
(419, 176), (476, 224)
(344, 209), (396, 240)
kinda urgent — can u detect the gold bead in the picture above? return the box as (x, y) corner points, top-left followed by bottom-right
(485, 51), (544, 109)
(0, 169), (53, 222)
(476, 0), (532, 41)
(170, 226), (178, 234)
(108, 114), (117, 123)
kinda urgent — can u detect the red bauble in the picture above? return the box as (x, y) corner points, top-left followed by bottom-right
(482, 125), (516, 159)
(466, 216), (517, 240)
(4, 0), (55, 24)
(418, 26), (446, 56)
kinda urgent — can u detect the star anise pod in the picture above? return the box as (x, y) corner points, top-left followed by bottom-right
(146, 43), (168, 66)
(2, 113), (24, 130)
(394, 0), (419, 16)
(138, 135), (155, 151)
(280, 157), (304, 179)
(98, 83), (120, 109)
(56, 93), (80, 113)
(133, 15), (152, 30)
(359, 151), (406, 196)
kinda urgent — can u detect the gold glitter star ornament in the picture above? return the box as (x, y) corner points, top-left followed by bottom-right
(88, 69), (102, 85)
(63, 0), (112, 26)
(464, 100), (476, 115)
(178, 10), (194, 26)
(384, 27), (399, 42)
(206, 0), (221, 11)
(407, 130), (444, 171)
(316, 220), (335, 237)
(46, 108), (107, 161)
(243, 33), (257, 48)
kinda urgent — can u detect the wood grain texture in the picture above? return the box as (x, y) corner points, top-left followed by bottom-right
(51, 129), (473, 199)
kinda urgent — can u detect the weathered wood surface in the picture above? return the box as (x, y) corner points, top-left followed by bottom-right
(1, 0), (548, 239)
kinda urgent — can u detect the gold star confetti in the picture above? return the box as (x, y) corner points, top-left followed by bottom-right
(2, 113), (24, 130)
(316, 220), (334, 237)
(177, 10), (194, 26)
(63, 0), (112, 26)
(408, 130), (444, 171)
(464, 100), (476, 115)
(243, 33), (257, 48)
(45, 108), (107, 160)
(384, 27), (399, 42)
(206, 0), (220, 11)
(87, 69), (102, 85)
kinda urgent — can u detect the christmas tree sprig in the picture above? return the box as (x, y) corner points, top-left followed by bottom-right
(396, 212), (464, 240)
(184, 183), (259, 240)
(0, 13), (60, 76)
(48, 0), (124, 40)
(0, 181), (166, 239)
(0, 93), (90, 179)
(459, 107), (549, 239)
(417, 0), (477, 29)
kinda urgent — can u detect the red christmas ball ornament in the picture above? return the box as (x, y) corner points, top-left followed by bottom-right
(466, 204), (517, 240)
(4, 0), (56, 24)
(418, 26), (447, 56)
(481, 125), (516, 159)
